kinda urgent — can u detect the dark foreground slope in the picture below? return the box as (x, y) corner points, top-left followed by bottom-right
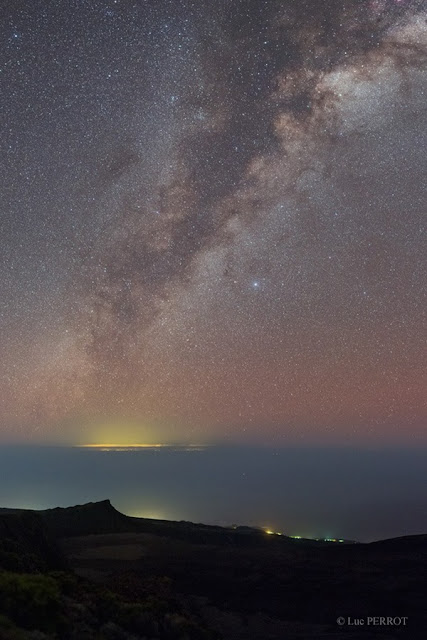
(0, 509), (64, 573)
(0, 501), (426, 639)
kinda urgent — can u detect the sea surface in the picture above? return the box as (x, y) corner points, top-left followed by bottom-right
(1, 444), (427, 542)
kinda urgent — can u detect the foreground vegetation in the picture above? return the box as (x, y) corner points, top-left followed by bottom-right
(0, 507), (216, 639)
(0, 570), (215, 640)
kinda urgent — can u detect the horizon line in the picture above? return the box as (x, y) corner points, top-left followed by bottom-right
(73, 443), (211, 448)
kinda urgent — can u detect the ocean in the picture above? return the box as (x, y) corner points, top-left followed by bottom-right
(1, 444), (426, 542)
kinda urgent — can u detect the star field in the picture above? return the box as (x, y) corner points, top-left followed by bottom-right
(0, 0), (426, 444)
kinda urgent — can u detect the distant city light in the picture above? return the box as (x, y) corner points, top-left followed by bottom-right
(73, 443), (209, 451)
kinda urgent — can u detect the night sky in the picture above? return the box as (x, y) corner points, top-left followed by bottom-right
(1, 0), (426, 445)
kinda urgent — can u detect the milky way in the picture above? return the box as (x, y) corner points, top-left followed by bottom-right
(1, 0), (426, 443)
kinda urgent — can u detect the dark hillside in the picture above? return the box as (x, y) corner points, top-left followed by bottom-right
(1, 501), (427, 638)
(0, 510), (64, 572)
(39, 499), (137, 538)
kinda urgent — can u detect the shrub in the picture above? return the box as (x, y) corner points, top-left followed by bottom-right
(0, 614), (27, 640)
(0, 572), (63, 633)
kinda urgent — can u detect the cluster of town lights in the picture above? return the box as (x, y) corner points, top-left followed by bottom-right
(264, 529), (344, 543)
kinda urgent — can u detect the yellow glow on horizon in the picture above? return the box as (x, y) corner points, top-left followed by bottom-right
(65, 418), (213, 450)
(76, 443), (166, 448)
(74, 419), (160, 448)
(129, 511), (168, 520)
(74, 443), (208, 449)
